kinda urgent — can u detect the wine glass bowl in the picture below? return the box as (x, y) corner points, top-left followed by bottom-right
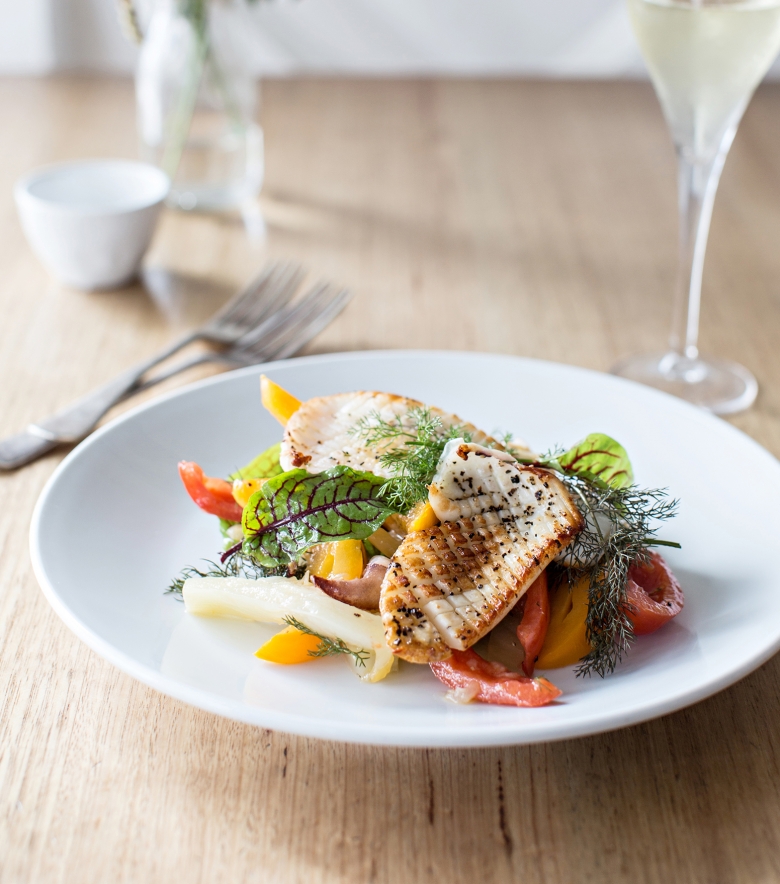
(613, 0), (780, 413)
(611, 352), (759, 414)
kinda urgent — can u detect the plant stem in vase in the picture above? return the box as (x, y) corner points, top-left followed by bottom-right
(136, 0), (264, 212)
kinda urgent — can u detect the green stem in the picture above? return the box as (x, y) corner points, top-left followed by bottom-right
(161, 11), (208, 179)
(161, 0), (249, 184)
(207, 41), (247, 135)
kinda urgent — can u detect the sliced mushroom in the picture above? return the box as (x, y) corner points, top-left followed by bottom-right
(312, 556), (390, 612)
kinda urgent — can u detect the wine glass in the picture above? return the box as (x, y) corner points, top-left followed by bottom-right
(613, 0), (780, 414)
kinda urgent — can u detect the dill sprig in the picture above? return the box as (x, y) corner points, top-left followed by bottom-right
(283, 616), (370, 668)
(560, 475), (679, 677)
(167, 552), (301, 598)
(352, 406), (471, 513)
(352, 408), (681, 678)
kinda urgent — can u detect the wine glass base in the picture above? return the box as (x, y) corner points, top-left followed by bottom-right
(610, 352), (757, 415)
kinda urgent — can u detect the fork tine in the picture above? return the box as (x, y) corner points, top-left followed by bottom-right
(235, 263), (306, 328)
(259, 285), (342, 354)
(234, 283), (351, 364)
(224, 262), (296, 326)
(126, 279), (352, 391)
(234, 281), (334, 352)
(205, 261), (303, 329)
(271, 288), (352, 360)
(206, 262), (281, 324)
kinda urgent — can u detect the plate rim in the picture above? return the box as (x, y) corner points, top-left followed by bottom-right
(29, 349), (780, 747)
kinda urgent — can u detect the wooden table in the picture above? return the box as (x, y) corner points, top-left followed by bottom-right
(2, 76), (780, 884)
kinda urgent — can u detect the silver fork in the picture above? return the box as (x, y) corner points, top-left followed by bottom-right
(161, 261), (306, 349)
(0, 261), (306, 470)
(132, 281), (352, 391)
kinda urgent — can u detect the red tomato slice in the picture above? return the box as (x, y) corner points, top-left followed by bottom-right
(178, 461), (243, 522)
(624, 551), (684, 636)
(430, 649), (562, 708)
(516, 571), (550, 676)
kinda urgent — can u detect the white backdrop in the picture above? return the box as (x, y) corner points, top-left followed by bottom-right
(2, 0), (780, 79)
(0, 0), (650, 77)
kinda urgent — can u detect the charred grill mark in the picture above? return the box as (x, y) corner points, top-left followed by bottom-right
(378, 442), (583, 660)
(290, 449), (311, 467)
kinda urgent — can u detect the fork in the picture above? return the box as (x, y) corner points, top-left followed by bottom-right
(0, 261), (307, 470)
(133, 281), (352, 391)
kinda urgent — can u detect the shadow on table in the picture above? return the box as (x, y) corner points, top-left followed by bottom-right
(140, 267), (235, 331)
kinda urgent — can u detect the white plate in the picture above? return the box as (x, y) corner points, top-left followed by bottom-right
(30, 351), (780, 747)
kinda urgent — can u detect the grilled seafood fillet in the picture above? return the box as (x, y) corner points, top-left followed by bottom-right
(280, 391), (516, 477)
(380, 441), (584, 663)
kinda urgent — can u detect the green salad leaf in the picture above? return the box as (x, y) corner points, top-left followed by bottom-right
(241, 466), (394, 565)
(219, 518), (237, 538)
(230, 442), (283, 481)
(557, 433), (634, 489)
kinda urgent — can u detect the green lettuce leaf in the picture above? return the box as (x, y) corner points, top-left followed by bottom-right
(219, 518), (237, 537)
(242, 466), (394, 565)
(558, 433), (634, 489)
(230, 442), (283, 481)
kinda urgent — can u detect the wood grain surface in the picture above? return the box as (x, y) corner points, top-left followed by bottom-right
(2, 76), (780, 884)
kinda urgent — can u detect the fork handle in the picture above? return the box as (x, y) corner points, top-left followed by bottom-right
(0, 331), (201, 471)
(29, 362), (164, 442)
(0, 365), (152, 470)
(0, 429), (60, 470)
(28, 331), (200, 439)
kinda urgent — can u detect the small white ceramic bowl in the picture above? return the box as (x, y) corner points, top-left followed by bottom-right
(15, 159), (170, 291)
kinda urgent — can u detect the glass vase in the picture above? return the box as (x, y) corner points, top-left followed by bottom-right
(135, 0), (264, 212)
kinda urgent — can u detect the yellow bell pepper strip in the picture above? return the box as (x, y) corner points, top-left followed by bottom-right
(329, 538), (366, 580)
(307, 539), (365, 580)
(384, 505), (440, 536)
(307, 543), (335, 578)
(255, 625), (322, 664)
(408, 501), (439, 532)
(260, 375), (302, 425)
(536, 574), (592, 669)
(232, 477), (267, 508)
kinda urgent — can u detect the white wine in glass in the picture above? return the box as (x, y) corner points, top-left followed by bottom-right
(614, 0), (780, 413)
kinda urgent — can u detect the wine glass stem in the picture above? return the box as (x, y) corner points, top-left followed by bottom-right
(669, 136), (733, 361)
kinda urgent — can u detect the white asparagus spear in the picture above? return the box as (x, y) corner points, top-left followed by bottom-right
(183, 575), (394, 682)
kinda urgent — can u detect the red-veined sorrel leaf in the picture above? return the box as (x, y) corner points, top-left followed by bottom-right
(241, 466), (394, 565)
(558, 433), (634, 489)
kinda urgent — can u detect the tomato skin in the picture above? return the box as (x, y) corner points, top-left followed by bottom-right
(178, 461), (243, 522)
(624, 551), (684, 636)
(430, 649), (562, 708)
(516, 571), (550, 676)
